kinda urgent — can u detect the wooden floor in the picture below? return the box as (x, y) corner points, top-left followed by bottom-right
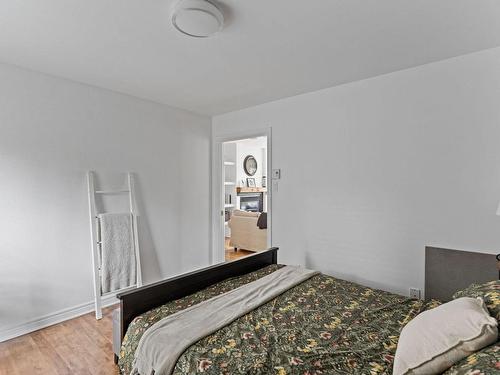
(225, 237), (254, 261)
(0, 243), (253, 374)
(0, 306), (119, 375)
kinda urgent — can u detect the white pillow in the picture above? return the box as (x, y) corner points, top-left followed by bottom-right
(393, 297), (498, 375)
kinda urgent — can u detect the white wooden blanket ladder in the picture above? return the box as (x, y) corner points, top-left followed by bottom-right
(87, 171), (143, 319)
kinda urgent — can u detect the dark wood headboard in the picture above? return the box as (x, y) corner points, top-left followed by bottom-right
(116, 247), (278, 343)
(425, 246), (497, 301)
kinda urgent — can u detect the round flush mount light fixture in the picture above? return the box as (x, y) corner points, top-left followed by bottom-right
(172, 0), (224, 38)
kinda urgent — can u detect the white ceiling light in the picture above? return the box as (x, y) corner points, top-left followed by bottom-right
(172, 0), (224, 38)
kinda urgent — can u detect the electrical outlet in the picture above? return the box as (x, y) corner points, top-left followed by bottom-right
(409, 288), (421, 300)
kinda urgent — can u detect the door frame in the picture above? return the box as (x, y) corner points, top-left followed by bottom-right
(211, 127), (272, 264)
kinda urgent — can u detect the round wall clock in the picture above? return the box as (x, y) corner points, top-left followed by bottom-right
(243, 155), (258, 176)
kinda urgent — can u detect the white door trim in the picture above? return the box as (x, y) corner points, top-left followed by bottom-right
(211, 127), (272, 264)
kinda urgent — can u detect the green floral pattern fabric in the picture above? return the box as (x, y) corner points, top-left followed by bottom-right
(119, 265), (284, 374)
(442, 343), (500, 375)
(452, 280), (500, 322)
(119, 266), (497, 375)
(444, 280), (500, 374)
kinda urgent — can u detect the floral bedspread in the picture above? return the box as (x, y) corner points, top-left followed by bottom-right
(444, 343), (500, 375)
(119, 265), (496, 375)
(119, 265), (284, 374)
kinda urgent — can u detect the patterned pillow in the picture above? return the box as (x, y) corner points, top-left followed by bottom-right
(453, 280), (500, 321)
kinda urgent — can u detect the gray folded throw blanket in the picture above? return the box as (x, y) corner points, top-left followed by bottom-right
(132, 265), (319, 375)
(99, 213), (136, 294)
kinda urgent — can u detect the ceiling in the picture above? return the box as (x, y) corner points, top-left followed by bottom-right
(1, 1), (500, 115)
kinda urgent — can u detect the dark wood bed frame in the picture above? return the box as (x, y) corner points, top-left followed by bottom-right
(115, 247), (278, 363)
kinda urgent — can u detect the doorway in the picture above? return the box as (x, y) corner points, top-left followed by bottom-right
(212, 131), (272, 263)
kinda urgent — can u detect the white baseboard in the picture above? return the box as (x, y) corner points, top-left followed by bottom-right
(0, 294), (119, 343)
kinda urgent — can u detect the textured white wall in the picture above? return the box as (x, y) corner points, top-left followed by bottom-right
(213, 47), (500, 297)
(0, 63), (211, 334)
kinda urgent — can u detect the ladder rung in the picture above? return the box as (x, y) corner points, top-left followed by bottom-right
(95, 190), (130, 194)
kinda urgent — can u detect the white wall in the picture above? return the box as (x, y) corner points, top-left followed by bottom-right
(213, 47), (500, 297)
(0, 63), (211, 338)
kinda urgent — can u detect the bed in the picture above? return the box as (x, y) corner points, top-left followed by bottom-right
(115, 247), (500, 375)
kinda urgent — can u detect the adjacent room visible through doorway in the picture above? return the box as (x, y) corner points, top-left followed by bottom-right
(222, 136), (269, 261)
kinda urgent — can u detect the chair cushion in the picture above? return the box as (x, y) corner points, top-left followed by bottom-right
(393, 297), (498, 375)
(232, 209), (260, 218)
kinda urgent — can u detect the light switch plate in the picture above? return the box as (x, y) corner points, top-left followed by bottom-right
(272, 169), (281, 179)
